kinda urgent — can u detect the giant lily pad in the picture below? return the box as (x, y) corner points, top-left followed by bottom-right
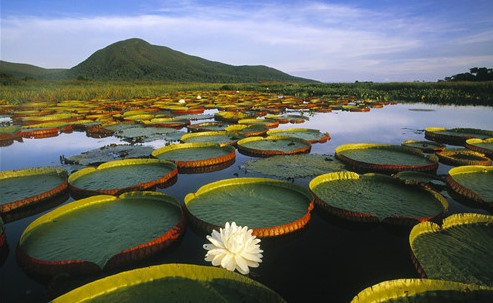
(309, 171), (448, 225)
(214, 111), (255, 123)
(152, 142), (236, 168)
(0, 125), (22, 146)
(225, 124), (269, 137)
(187, 121), (229, 132)
(267, 128), (330, 144)
(265, 114), (309, 124)
(446, 165), (493, 208)
(180, 131), (244, 146)
(113, 125), (183, 143)
(17, 191), (186, 276)
(68, 159), (177, 197)
(392, 171), (446, 191)
(184, 177), (314, 237)
(410, 213), (493, 286)
(62, 144), (154, 166)
(245, 154), (345, 179)
(465, 138), (493, 157)
(237, 136), (311, 157)
(51, 263), (286, 303)
(436, 148), (491, 166)
(0, 167), (68, 213)
(335, 143), (439, 174)
(238, 118), (280, 129)
(351, 278), (493, 303)
(141, 117), (190, 128)
(401, 139), (446, 153)
(425, 127), (493, 146)
(21, 125), (63, 139)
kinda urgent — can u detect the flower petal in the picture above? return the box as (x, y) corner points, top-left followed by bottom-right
(235, 255), (249, 274)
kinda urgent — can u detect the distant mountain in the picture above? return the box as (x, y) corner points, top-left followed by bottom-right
(0, 61), (65, 79)
(1, 38), (315, 83)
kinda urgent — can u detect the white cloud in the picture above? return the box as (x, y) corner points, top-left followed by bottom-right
(1, 1), (492, 82)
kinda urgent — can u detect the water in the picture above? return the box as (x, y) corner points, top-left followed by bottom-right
(1, 103), (492, 303)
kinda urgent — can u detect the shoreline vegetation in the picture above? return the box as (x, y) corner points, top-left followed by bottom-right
(1, 80), (492, 106)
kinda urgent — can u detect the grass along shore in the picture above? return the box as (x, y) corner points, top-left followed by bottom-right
(1, 80), (492, 106)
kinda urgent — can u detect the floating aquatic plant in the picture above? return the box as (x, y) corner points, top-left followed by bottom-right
(266, 128), (330, 144)
(351, 278), (493, 303)
(335, 143), (439, 174)
(237, 136), (311, 157)
(61, 144), (154, 166)
(310, 171), (448, 225)
(17, 191), (186, 277)
(245, 154), (345, 179)
(446, 165), (493, 207)
(51, 263), (286, 303)
(425, 127), (493, 146)
(184, 177), (314, 237)
(410, 213), (493, 286)
(465, 138), (493, 157)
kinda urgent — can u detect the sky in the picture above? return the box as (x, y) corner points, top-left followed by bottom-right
(1, 0), (493, 82)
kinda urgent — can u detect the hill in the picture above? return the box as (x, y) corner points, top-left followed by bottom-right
(69, 38), (313, 82)
(0, 61), (65, 79)
(1, 38), (315, 83)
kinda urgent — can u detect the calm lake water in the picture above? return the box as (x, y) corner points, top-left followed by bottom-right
(1, 102), (492, 303)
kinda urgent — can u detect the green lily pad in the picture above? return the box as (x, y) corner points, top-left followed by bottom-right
(351, 278), (493, 303)
(335, 143), (439, 174)
(180, 131), (245, 146)
(436, 149), (491, 166)
(174, 113), (214, 120)
(309, 171), (448, 225)
(410, 213), (493, 286)
(0, 125), (22, 137)
(265, 114), (309, 124)
(62, 144), (154, 166)
(184, 177), (314, 237)
(0, 167), (68, 213)
(51, 263), (286, 303)
(392, 171), (446, 190)
(225, 124), (269, 137)
(0, 125), (23, 146)
(214, 111), (255, 123)
(267, 128), (330, 144)
(68, 159), (177, 197)
(237, 136), (311, 157)
(141, 117), (190, 128)
(152, 142), (236, 168)
(446, 165), (493, 206)
(17, 191), (186, 275)
(465, 138), (493, 157)
(245, 154), (345, 179)
(187, 121), (230, 132)
(401, 139), (446, 152)
(238, 118), (280, 129)
(114, 125), (183, 143)
(425, 127), (493, 146)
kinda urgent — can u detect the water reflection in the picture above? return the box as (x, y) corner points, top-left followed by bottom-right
(1, 103), (492, 302)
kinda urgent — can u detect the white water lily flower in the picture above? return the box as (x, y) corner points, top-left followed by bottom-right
(178, 99), (186, 104)
(203, 222), (263, 275)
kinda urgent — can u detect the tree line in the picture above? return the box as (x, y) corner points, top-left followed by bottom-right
(443, 67), (493, 81)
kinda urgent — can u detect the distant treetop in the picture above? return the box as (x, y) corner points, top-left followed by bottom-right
(444, 67), (493, 81)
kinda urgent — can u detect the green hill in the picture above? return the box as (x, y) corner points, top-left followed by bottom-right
(0, 60), (66, 79)
(68, 38), (313, 82)
(1, 38), (315, 83)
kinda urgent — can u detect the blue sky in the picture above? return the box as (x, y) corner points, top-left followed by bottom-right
(1, 0), (492, 82)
